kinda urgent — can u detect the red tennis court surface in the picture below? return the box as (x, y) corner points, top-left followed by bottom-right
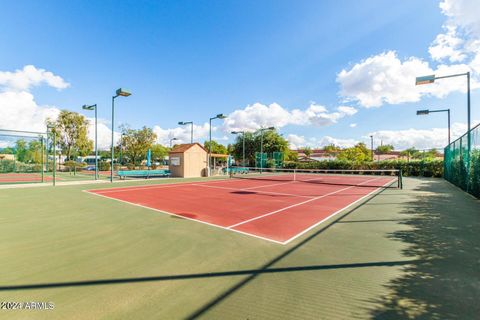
(86, 174), (397, 244)
(0, 173), (56, 183)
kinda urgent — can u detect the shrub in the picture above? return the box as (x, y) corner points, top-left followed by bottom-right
(98, 161), (110, 171)
(281, 159), (444, 178)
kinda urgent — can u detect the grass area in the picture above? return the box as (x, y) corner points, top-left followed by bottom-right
(0, 177), (478, 319)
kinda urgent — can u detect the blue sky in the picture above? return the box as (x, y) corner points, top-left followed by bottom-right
(1, 0), (479, 150)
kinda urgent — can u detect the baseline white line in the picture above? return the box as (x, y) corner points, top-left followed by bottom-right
(88, 177), (247, 194)
(281, 178), (397, 244)
(227, 177), (388, 229)
(191, 183), (314, 199)
(82, 190), (285, 245)
(82, 176), (397, 245)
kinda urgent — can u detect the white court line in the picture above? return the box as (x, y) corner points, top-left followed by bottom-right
(88, 174), (301, 195)
(191, 183), (314, 199)
(82, 189), (285, 245)
(281, 177), (397, 244)
(227, 177), (387, 229)
(83, 176), (397, 245)
(87, 177), (248, 194)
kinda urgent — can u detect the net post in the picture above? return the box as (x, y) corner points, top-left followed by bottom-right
(398, 169), (403, 189)
(53, 129), (56, 187)
(41, 136), (44, 183)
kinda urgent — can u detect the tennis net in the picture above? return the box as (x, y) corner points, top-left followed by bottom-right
(228, 167), (402, 188)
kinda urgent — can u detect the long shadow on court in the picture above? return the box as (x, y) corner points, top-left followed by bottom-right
(0, 185), (390, 311)
(183, 185), (394, 319)
(367, 178), (480, 319)
(0, 260), (417, 291)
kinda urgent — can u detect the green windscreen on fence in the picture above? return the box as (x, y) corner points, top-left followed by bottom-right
(444, 123), (480, 198)
(272, 152), (284, 168)
(0, 130), (47, 184)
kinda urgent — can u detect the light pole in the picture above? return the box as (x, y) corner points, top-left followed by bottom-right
(47, 125), (56, 186)
(370, 135), (374, 161)
(82, 104), (98, 180)
(259, 127), (275, 171)
(231, 131), (246, 167)
(170, 137), (178, 148)
(416, 72), (471, 189)
(178, 121), (194, 143)
(111, 88), (131, 182)
(208, 113), (227, 176)
(416, 109), (451, 144)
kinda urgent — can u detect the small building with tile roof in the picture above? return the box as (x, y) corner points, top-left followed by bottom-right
(168, 143), (208, 178)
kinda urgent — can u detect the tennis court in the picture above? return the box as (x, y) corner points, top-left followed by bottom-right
(0, 172), (57, 183)
(87, 169), (400, 244)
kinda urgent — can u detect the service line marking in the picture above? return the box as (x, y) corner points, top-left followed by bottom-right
(227, 177), (384, 229)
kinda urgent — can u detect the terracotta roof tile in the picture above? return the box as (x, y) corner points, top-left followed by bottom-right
(169, 143), (207, 153)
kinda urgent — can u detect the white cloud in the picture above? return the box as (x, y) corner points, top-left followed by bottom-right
(0, 65), (70, 134)
(367, 122), (470, 150)
(286, 133), (357, 149)
(223, 102), (357, 131)
(337, 51), (474, 108)
(0, 65), (70, 92)
(337, 0), (480, 109)
(153, 123), (211, 146)
(337, 106), (357, 116)
(0, 65), (119, 151)
(429, 25), (466, 62)
(85, 118), (121, 150)
(440, 0), (480, 36)
(286, 134), (306, 149)
(0, 91), (60, 132)
(349, 123), (357, 128)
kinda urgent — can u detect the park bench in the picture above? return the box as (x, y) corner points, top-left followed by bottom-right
(117, 169), (170, 180)
(222, 167), (250, 174)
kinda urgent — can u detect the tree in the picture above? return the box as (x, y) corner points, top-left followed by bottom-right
(27, 140), (43, 164)
(47, 110), (93, 161)
(376, 144), (394, 154)
(284, 149), (298, 162)
(119, 126), (157, 166)
(303, 147), (312, 157)
(15, 139), (28, 162)
(400, 148), (421, 161)
(0, 147), (14, 154)
(337, 143), (371, 162)
(425, 148), (441, 158)
(323, 144), (341, 156)
(204, 140), (228, 154)
(151, 144), (169, 162)
(230, 129), (290, 166)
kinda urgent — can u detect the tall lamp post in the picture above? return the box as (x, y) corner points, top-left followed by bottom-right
(82, 104), (98, 180)
(259, 127), (275, 171)
(416, 109), (451, 144)
(178, 121), (194, 143)
(111, 88), (131, 182)
(47, 125), (56, 186)
(416, 72), (471, 189)
(170, 137), (178, 148)
(370, 135), (374, 161)
(231, 131), (246, 167)
(208, 113), (227, 176)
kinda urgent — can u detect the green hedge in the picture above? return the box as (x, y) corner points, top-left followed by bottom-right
(98, 161), (110, 171)
(0, 159), (42, 173)
(283, 159), (443, 178)
(470, 150), (480, 197)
